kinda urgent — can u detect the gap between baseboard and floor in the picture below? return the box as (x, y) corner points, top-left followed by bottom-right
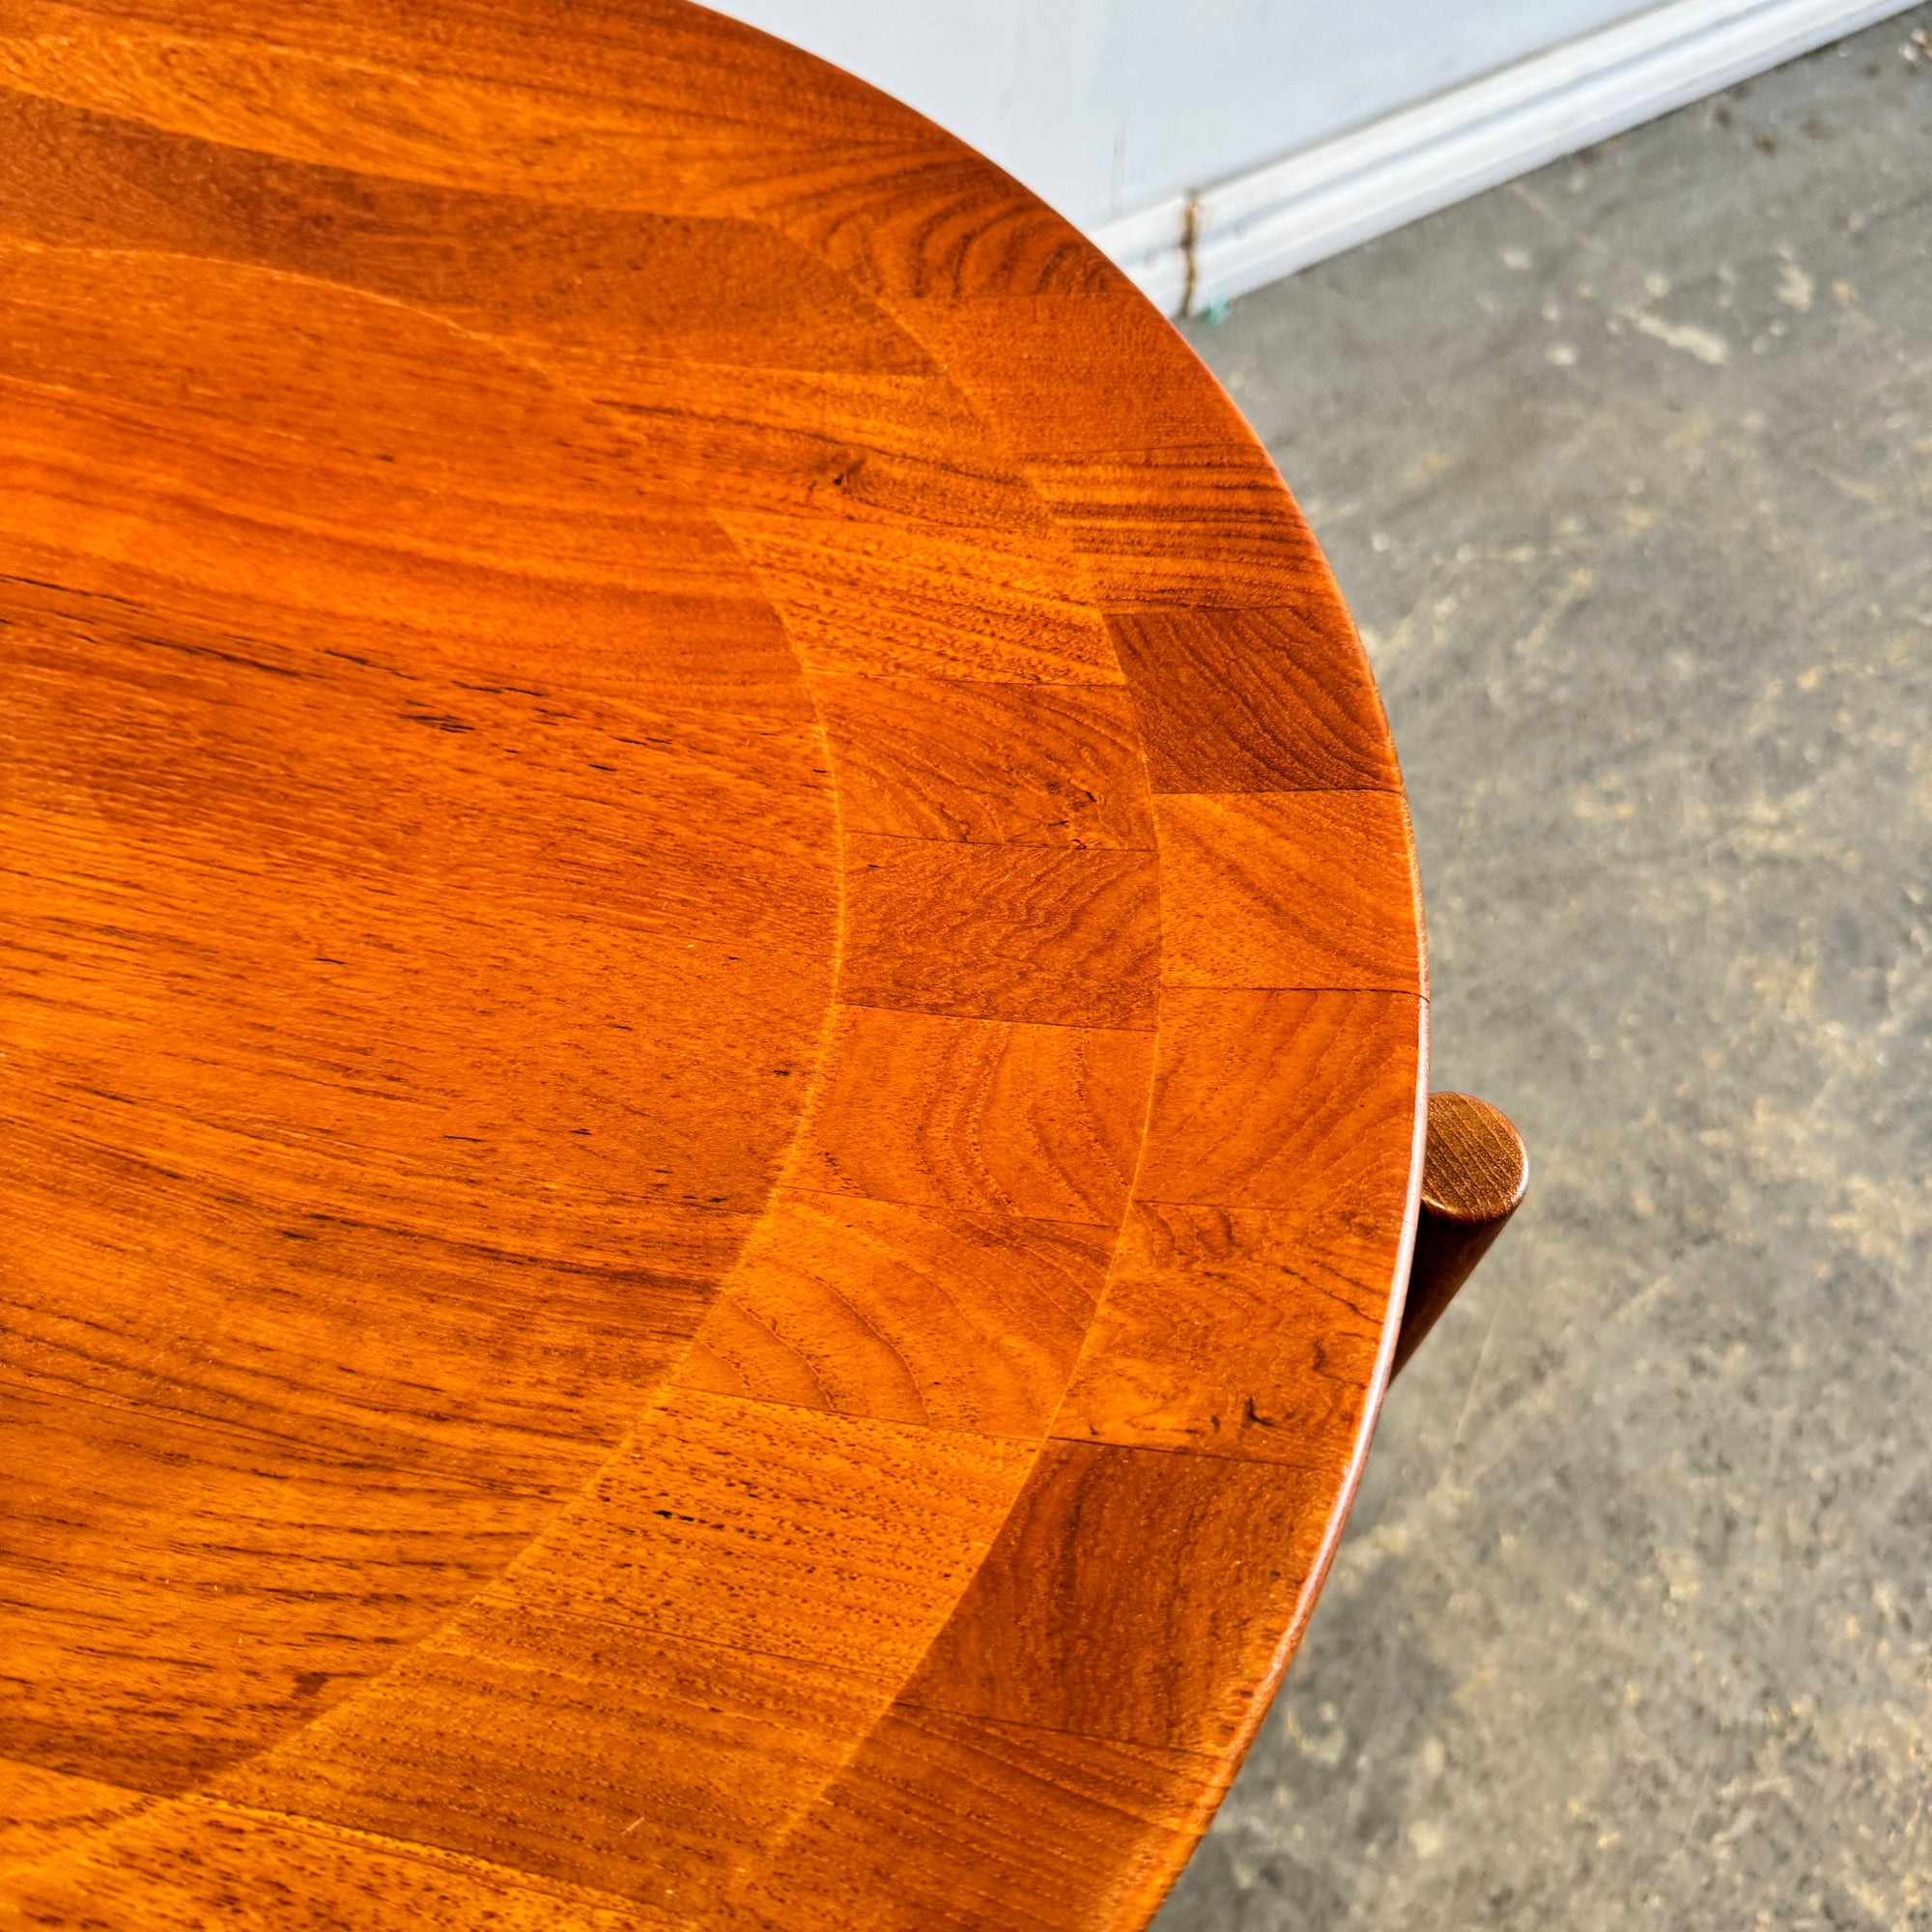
(1092, 0), (1920, 317)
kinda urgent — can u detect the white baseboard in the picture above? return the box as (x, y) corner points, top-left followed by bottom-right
(1092, 0), (1919, 317)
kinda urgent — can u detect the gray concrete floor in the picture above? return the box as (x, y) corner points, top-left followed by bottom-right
(1155, 13), (1932, 1930)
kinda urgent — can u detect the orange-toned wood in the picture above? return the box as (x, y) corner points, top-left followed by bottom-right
(1392, 1093), (1530, 1379)
(0, 5), (1428, 1926)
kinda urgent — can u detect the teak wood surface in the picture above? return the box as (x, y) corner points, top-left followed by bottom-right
(0, 4), (1430, 1926)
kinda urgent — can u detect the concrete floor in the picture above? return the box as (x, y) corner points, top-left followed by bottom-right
(1155, 13), (1932, 1930)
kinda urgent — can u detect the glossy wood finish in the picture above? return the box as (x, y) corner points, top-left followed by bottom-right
(1393, 1094), (1530, 1378)
(0, 6), (1428, 1927)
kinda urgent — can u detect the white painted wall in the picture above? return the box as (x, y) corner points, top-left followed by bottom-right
(713, 0), (1660, 230)
(712, 0), (1915, 313)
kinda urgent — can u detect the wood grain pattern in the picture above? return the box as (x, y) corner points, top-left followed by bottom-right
(900, 1441), (1333, 1755)
(214, 1600), (887, 1911)
(0, 3), (1432, 1925)
(814, 677), (1154, 848)
(0, 1762), (152, 1884)
(790, 1006), (1152, 1225)
(498, 1392), (1037, 1680)
(842, 837), (1161, 1030)
(1108, 607), (1401, 796)
(727, 1709), (1216, 1932)
(1153, 791), (1424, 992)
(674, 1189), (1108, 1435)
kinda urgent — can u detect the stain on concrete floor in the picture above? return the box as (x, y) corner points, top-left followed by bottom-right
(1156, 12), (1932, 1929)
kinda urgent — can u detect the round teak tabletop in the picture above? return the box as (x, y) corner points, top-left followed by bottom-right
(0, 5), (1427, 1927)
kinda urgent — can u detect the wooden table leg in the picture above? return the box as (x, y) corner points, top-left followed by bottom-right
(1393, 1092), (1529, 1378)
